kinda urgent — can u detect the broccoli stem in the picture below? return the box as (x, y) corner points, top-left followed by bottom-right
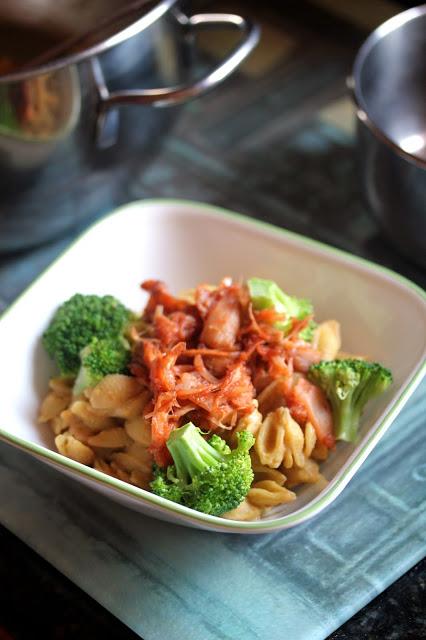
(167, 423), (223, 484)
(332, 398), (361, 442)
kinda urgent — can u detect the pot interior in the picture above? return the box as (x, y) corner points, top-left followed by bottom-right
(356, 9), (426, 160)
(0, 0), (160, 73)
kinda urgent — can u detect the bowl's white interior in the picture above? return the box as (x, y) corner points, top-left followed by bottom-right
(0, 200), (425, 522)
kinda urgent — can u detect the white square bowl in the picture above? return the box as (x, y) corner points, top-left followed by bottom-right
(0, 199), (425, 533)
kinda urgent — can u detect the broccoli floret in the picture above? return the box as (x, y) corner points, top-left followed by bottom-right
(42, 294), (132, 376)
(150, 468), (184, 504)
(298, 319), (317, 343)
(73, 336), (131, 396)
(150, 422), (254, 516)
(247, 277), (313, 335)
(308, 359), (393, 443)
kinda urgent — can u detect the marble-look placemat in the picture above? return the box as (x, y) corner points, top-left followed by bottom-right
(0, 378), (425, 640)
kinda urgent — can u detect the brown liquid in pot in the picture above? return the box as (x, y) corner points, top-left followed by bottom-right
(0, 23), (66, 74)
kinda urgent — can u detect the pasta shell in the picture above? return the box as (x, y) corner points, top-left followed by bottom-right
(255, 407), (286, 468)
(251, 451), (286, 486)
(55, 433), (94, 466)
(125, 415), (152, 446)
(38, 392), (70, 423)
(49, 377), (73, 398)
(109, 392), (149, 420)
(110, 461), (131, 483)
(248, 480), (296, 507)
(130, 469), (152, 490)
(51, 415), (68, 435)
(312, 320), (341, 361)
(253, 466), (287, 486)
(111, 452), (151, 474)
(125, 442), (152, 464)
(68, 419), (95, 445)
(222, 498), (262, 521)
(303, 421), (317, 458)
(282, 408), (305, 469)
(87, 427), (129, 449)
(232, 408), (262, 445)
(285, 459), (321, 488)
(257, 378), (287, 416)
(87, 375), (143, 411)
(70, 400), (117, 431)
(60, 409), (88, 432)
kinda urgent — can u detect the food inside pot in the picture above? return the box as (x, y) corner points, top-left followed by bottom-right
(0, 22), (64, 73)
(0, 0), (158, 74)
(0, 23), (70, 136)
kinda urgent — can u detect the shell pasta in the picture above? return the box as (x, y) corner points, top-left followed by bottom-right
(39, 276), (392, 519)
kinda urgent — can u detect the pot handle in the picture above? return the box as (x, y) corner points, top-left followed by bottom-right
(96, 12), (260, 109)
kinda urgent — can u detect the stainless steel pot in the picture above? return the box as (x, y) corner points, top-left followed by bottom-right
(350, 5), (426, 267)
(0, 0), (259, 252)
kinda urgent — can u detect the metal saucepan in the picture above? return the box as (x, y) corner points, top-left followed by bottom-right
(350, 5), (426, 267)
(0, 0), (260, 252)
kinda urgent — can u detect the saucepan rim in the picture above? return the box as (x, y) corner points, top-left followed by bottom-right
(0, 0), (178, 84)
(351, 4), (426, 169)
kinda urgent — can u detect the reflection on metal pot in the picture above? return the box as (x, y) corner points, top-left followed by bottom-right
(0, 67), (81, 170)
(0, 0), (260, 253)
(351, 5), (426, 267)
